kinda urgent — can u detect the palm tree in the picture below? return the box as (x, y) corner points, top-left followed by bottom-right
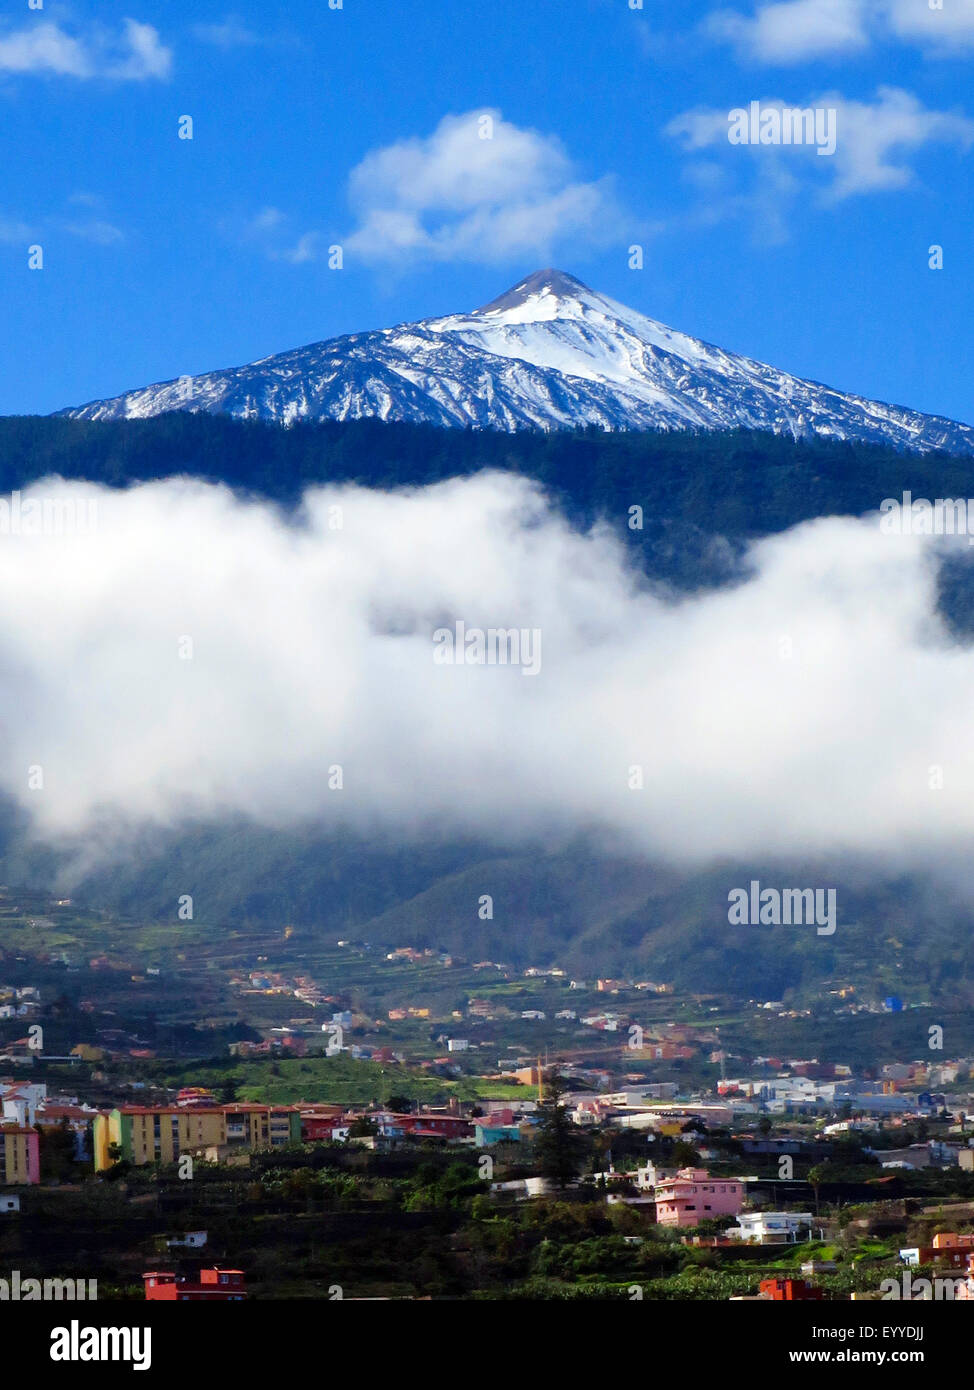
(808, 1163), (827, 1219)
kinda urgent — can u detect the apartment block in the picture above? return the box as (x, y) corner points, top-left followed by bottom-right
(93, 1103), (301, 1171)
(0, 1122), (40, 1184)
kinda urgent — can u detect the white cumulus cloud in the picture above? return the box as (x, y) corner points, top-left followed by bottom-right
(707, 0), (870, 63)
(885, 0), (974, 49)
(667, 86), (973, 225)
(0, 17), (171, 81)
(706, 0), (974, 62)
(192, 17), (260, 49)
(344, 109), (622, 265)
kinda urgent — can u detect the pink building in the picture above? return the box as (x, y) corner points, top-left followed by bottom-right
(654, 1168), (744, 1228)
(0, 1122), (40, 1185)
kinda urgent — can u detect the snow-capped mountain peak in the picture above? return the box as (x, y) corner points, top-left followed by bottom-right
(474, 267), (594, 316)
(57, 270), (974, 454)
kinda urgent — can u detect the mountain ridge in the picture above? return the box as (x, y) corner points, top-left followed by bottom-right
(57, 269), (974, 454)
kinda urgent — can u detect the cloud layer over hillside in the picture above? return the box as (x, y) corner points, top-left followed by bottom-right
(0, 471), (965, 865)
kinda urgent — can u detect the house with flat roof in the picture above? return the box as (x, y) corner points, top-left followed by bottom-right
(726, 1211), (815, 1244)
(654, 1169), (744, 1228)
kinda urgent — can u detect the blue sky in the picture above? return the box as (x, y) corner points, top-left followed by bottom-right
(2, 0), (972, 422)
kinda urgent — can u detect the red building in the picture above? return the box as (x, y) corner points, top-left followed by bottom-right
(759, 1278), (824, 1301)
(299, 1105), (347, 1142)
(298, 1107), (474, 1143)
(374, 1111), (473, 1140)
(144, 1268), (246, 1301)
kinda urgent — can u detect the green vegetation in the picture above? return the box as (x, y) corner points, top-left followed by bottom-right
(7, 883), (974, 1075)
(10, 1137), (971, 1301)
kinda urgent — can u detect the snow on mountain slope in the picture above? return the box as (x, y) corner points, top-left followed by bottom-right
(57, 269), (974, 453)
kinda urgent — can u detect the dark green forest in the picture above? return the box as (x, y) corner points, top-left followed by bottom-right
(3, 412), (974, 593)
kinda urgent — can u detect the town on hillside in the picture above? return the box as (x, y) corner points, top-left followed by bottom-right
(3, 904), (974, 1302)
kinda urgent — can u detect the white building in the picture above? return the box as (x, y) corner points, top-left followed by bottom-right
(634, 1163), (679, 1190)
(1, 1081), (47, 1125)
(166, 1230), (207, 1248)
(727, 1211), (815, 1244)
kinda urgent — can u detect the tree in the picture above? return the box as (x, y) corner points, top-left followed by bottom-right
(219, 1075), (241, 1104)
(671, 1140), (700, 1168)
(533, 1071), (591, 1189)
(348, 1115), (378, 1138)
(101, 1145), (130, 1182)
(39, 1121), (76, 1182)
(808, 1163), (828, 1218)
(50, 993), (72, 1019)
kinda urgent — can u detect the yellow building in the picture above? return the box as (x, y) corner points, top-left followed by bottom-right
(93, 1104), (302, 1172)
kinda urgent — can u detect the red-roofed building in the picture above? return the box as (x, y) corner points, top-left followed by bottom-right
(373, 1112), (472, 1140)
(299, 1105), (347, 1142)
(144, 1268), (246, 1301)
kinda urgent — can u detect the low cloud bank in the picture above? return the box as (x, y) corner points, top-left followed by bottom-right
(0, 470), (966, 866)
